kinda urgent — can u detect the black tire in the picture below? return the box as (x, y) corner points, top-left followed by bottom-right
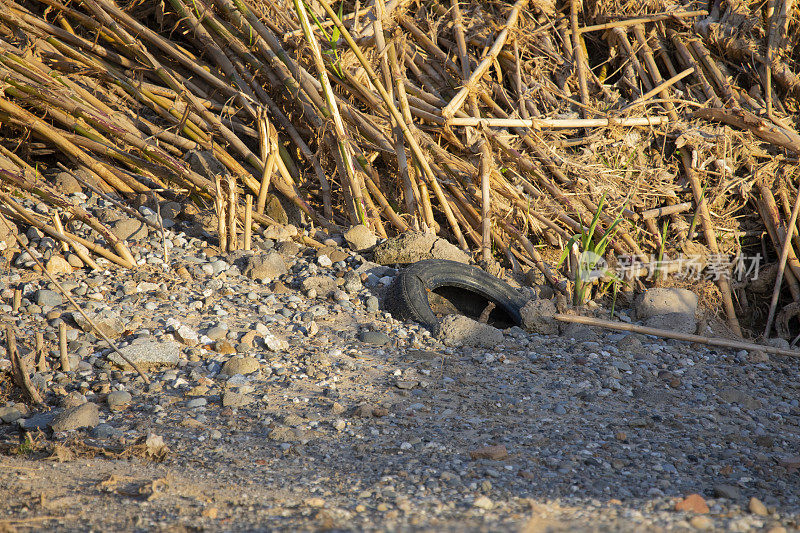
(384, 259), (528, 330)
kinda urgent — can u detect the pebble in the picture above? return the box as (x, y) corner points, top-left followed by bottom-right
(50, 402), (100, 431)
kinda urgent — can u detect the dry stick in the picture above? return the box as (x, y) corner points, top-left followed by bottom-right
(612, 28), (653, 94)
(35, 331), (47, 373)
(693, 108), (800, 153)
(622, 67), (694, 111)
(12, 287), (21, 314)
(214, 176), (227, 253)
(441, 0), (528, 119)
(554, 314), (800, 358)
(6, 325), (45, 406)
(227, 175), (237, 251)
(578, 10), (707, 33)
(0, 213), (149, 382)
(293, 0), (363, 225)
(632, 25), (678, 121)
(319, 0), (467, 249)
(244, 194), (253, 251)
(479, 138), (492, 262)
(764, 188), (800, 337)
(680, 148), (742, 336)
(50, 206), (100, 270)
(641, 202), (692, 220)
(59, 321), (70, 372)
(570, 0), (589, 119)
(448, 116), (669, 128)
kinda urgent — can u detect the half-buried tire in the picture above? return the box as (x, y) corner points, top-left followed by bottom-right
(384, 259), (528, 330)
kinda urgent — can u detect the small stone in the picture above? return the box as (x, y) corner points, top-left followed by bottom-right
(220, 356), (260, 375)
(46, 256), (73, 275)
(214, 340), (236, 355)
(109, 339), (180, 368)
(50, 402), (100, 431)
(242, 251), (287, 281)
(469, 445), (509, 460)
(675, 494), (709, 514)
(365, 296), (379, 314)
(186, 398), (207, 408)
(34, 289), (62, 307)
(748, 497), (768, 516)
(343, 225), (377, 251)
(175, 325), (199, 345)
(689, 516), (713, 530)
(222, 391), (253, 408)
(0, 406), (23, 423)
(472, 496), (494, 510)
(305, 497), (326, 508)
(333, 419), (346, 431)
(318, 255), (333, 267)
(106, 390), (132, 410)
(360, 331), (390, 346)
(111, 218), (148, 241)
(331, 402), (345, 415)
(747, 350), (769, 363)
(73, 311), (125, 339)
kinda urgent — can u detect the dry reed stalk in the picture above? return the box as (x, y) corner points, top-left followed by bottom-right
(35, 331), (47, 373)
(227, 175), (237, 251)
(570, 0), (589, 119)
(680, 148), (742, 336)
(641, 202), (692, 219)
(7, 325), (45, 406)
(447, 116), (669, 128)
(441, 0), (528, 119)
(578, 10), (707, 34)
(244, 194), (253, 251)
(214, 175), (227, 253)
(51, 210), (99, 270)
(554, 314), (800, 358)
(479, 138), (492, 262)
(764, 187), (800, 337)
(59, 321), (70, 372)
(693, 108), (800, 153)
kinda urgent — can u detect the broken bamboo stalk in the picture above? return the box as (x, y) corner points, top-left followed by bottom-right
(554, 314), (800, 358)
(764, 186), (800, 337)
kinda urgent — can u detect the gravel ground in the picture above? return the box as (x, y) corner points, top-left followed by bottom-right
(0, 195), (799, 532)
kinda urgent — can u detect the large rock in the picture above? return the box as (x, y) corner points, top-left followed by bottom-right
(34, 289), (63, 307)
(343, 224), (377, 251)
(108, 339), (181, 369)
(46, 255), (73, 275)
(301, 275), (337, 297)
(220, 355), (260, 375)
(50, 402), (99, 431)
(373, 232), (470, 265)
(520, 299), (558, 335)
(73, 310), (125, 338)
(436, 315), (503, 347)
(53, 171), (83, 195)
(242, 251), (287, 281)
(110, 217), (148, 241)
(644, 312), (697, 334)
(635, 288), (698, 320)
